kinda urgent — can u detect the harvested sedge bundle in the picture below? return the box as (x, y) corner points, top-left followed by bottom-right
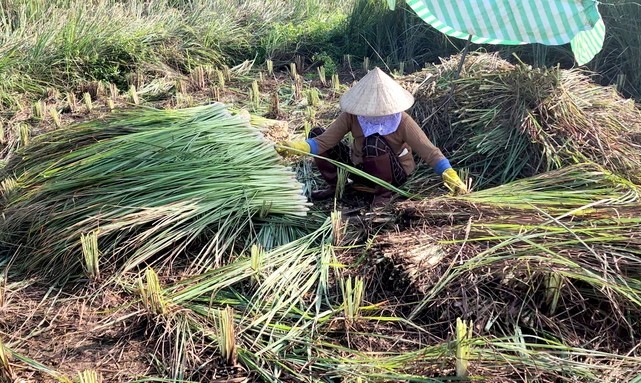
(0, 104), (309, 277)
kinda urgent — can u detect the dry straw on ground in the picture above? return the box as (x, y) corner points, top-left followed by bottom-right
(405, 52), (641, 188)
(368, 164), (641, 357)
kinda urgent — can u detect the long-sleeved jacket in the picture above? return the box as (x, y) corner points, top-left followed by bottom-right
(308, 112), (446, 175)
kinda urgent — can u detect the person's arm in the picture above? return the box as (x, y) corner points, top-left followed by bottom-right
(277, 113), (352, 156)
(402, 114), (469, 194)
(305, 112), (351, 154)
(401, 115), (446, 168)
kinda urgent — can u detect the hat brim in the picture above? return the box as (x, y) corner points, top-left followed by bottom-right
(339, 67), (415, 116)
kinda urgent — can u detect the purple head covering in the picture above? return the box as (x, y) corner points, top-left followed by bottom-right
(357, 113), (402, 137)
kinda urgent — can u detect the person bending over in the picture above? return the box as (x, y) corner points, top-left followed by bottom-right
(277, 67), (467, 206)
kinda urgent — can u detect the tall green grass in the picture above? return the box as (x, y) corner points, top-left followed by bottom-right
(1, 0), (640, 117)
(593, 1), (641, 98)
(344, 0), (457, 72)
(347, 0), (641, 98)
(0, 0), (351, 109)
(0, 0), (241, 87)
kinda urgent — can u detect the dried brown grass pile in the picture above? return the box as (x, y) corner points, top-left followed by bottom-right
(406, 53), (641, 188)
(367, 164), (641, 353)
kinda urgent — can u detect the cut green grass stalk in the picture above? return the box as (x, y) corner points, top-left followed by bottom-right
(17, 124), (29, 147)
(139, 268), (167, 316)
(49, 106), (61, 128)
(543, 271), (564, 315)
(81, 231), (100, 280)
(0, 338), (14, 383)
(340, 276), (364, 326)
(82, 92), (93, 113)
(215, 306), (238, 366)
(455, 318), (472, 377)
(77, 370), (102, 383)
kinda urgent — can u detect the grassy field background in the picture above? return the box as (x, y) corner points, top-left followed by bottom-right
(0, 0), (640, 113)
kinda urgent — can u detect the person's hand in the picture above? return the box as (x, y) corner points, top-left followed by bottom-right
(275, 141), (311, 157)
(442, 168), (469, 195)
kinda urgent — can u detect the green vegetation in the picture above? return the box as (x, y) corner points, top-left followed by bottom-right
(0, 0), (349, 111)
(345, 0), (641, 97)
(1, 0), (641, 117)
(1, 1), (641, 382)
(591, 1), (641, 98)
(0, 104), (310, 277)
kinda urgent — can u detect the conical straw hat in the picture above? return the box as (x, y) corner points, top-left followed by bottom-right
(339, 67), (414, 116)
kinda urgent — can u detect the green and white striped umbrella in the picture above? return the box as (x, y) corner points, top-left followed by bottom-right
(395, 0), (605, 65)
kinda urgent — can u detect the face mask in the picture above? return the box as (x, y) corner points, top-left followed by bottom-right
(357, 113), (402, 137)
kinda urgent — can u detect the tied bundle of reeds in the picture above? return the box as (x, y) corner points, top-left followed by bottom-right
(409, 53), (641, 188)
(0, 104), (309, 277)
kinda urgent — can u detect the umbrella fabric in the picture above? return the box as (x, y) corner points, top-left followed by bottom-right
(405, 0), (605, 65)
